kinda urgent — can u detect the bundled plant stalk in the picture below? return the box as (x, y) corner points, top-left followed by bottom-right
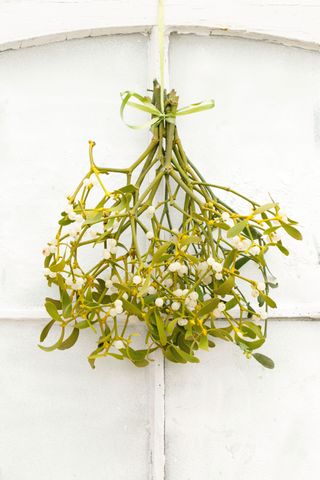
(41, 80), (301, 368)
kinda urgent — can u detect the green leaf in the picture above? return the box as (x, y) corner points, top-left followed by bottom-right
(215, 276), (235, 295)
(184, 253), (198, 264)
(235, 256), (250, 270)
(198, 297), (219, 317)
(260, 293), (277, 308)
(246, 225), (261, 240)
(117, 184), (137, 194)
(126, 347), (147, 361)
(75, 319), (95, 330)
(61, 289), (72, 317)
(253, 353), (275, 369)
(88, 345), (105, 369)
(137, 275), (151, 297)
(173, 346), (199, 363)
(227, 220), (248, 238)
(180, 235), (201, 246)
(39, 320), (55, 342)
(45, 297), (62, 310)
(126, 347), (149, 365)
(198, 335), (209, 351)
(263, 226), (278, 236)
(108, 353), (124, 360)
(39, 327), (65, 352)
(58, 327), (79, 350)
(122, 298), (143, 317)
(166, 318), (177, 336)
(281, 222), (302, 240)
(253, 202), (277, 215)
(164, 346), (187, 363)
(242, 321), (263, 339)
(50, 259), (65, 272)
(152, 241), (173, 265)
(45, 301), (62, 322)
(44, 254), (53, 268)
(132, 359), (149, 367)
(84, 211), (103, 225)
(225, 297), (238, 310)
(108, 196), (129, 212)
(277, 242), (289, 256)
(58, 217), (73, 226)
(55, 273), (66, 289)
(155, 312), (167, 346)
(93, 197), (107, 210)
(224, 249), (237, 269)
(235, 332), (265, 350)
(113, 283), (131, 295)
(208, 328), (233, 342)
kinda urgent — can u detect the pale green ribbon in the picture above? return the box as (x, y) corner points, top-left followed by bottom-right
(120, 0), (215, 130)
(120, 90), (215, 130)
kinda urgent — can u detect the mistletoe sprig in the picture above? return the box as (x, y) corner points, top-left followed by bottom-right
(41, 80), (302, 369)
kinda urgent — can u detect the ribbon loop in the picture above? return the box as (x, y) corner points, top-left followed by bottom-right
(120, 90), (215, 130)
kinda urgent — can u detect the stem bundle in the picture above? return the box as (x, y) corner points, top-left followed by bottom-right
(41, 80), (301, 369)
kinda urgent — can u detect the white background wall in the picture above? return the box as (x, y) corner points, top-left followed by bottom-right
(0, 2), (320, 479)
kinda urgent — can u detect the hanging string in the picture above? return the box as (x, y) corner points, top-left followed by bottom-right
(120, 0), (215, 129)
(158, 0), (165, 112)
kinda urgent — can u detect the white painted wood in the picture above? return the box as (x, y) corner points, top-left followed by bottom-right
(147, 28), (168, 480)
(0, 319), (151, 480)
(165, 320), (320, 480)
(0, 5), (320, 480)
(1, 0), (320, 53)
(170, 33), (320, 318)
(148, 351), (165, 480)
(0, 33), (149, 317)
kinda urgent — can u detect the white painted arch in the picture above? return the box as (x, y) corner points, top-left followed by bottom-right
(1, 0), (320, 53)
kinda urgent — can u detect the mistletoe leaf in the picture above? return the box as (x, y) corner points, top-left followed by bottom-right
(208, 328), (233, 341)
(214, 276), (235, 296)
(225, 297), (238, 310)
(152, 241), (173, 265)
(155, 312), (167, 346)
(50, 259), (66, 272)
(227, 220), (248, 238)
(198, 297), (219, 317)
(260, 293), (277, 308)
(39, 328), (65, 352)
(280, 222), (302, 240)
(84, 211), (103, 225)
(61, 289), (72, 318)
(277, 242), (290, 256)
(235, 331), (265, 350)
(180, 235), (201, 246)
(253, 203), (277, 215)
(173, 346), (200, 363)
(39, 320), (55, 343)
(117, 184), (138, 194)
(45, 301), (62, 322)
(122, 299), (143, 317)
(58, 328), (79, 350)
(198, 335), (209, 351)
(224, 249), (237, 269)
(253, 353), (275, 369)
(45, 297), (62, 310)
(164, 346), (187, 363)
(235, 256), (250, 270)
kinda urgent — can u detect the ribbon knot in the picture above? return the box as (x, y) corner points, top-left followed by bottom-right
(120, 90), (215, 130)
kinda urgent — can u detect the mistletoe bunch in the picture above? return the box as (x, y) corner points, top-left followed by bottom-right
(41, 81), (301, 369)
